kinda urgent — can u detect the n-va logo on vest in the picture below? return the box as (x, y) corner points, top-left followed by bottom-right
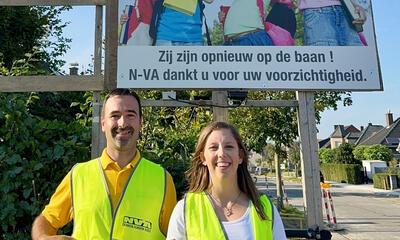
(123, 216), (153, 232)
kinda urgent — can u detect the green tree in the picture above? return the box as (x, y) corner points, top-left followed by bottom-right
(334, 143), (358, 164)
(0, 25), (82, 238)
(353, 145), (368, 161)
(287, 142), (301, 176)
(138, 91), (212, 197)
(363, 144), (393, 162)
(0, 6), (71, 71)
(229, 91), (352, 152)
(230, 92), (298, 152)
(319, 148), (337, 164)
(263, 144), (276, 169)
(0, 92), (90, 237)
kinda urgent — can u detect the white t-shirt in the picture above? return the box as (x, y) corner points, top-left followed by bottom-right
(222, 203), (254, 240)
(167, 198), (287, 240)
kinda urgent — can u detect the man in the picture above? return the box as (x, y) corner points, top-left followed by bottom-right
(32, 89), (177, 239)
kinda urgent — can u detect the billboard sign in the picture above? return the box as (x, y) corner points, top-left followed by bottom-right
(117, 0), (382, 91)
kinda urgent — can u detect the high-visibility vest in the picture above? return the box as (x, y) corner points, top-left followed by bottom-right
(185, 192), (273, 240)
(71, 157), (166, 240)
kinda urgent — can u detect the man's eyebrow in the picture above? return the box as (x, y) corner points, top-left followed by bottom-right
(109, 110), (121, 115)
(127, 109), (138, 115)
(108, 109), (137, 114)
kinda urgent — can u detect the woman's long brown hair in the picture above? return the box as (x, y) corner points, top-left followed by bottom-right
(186, 121), (268, 220)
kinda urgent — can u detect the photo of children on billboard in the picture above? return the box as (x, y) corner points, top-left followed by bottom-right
(118, 0), (372, 47)
(117, 0), (381, 91)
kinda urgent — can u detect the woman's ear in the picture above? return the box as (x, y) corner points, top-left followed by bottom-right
(200, 152), (207, 166)
(239, 150), (245, 164)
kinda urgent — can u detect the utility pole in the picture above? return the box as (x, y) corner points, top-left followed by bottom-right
(296, 91), (323, 227)
(212, 91), (228, 122)
(91, 5), (106, 158)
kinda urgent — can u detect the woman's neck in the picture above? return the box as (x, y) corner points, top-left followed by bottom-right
(209, 182), (241, 203)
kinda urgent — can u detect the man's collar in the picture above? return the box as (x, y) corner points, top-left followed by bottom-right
(100, 149), (140, 170)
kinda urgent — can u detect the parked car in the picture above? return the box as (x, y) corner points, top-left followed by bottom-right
(248, 166), (257, 174)
(255, 167), (268, 175)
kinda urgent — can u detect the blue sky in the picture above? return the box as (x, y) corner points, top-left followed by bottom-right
(60, 1), (399, 139)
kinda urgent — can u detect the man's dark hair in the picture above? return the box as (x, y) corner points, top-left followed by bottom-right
(102, 88), (142, 118)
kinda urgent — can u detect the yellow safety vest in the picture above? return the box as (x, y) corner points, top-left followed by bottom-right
(185, 192), (273, 240)
(71, 157), (166, 240)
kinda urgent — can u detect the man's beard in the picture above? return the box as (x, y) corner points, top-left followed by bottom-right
(111, 126), (135, 148)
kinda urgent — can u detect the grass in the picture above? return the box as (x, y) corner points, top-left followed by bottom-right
(279, 203), (307, 230)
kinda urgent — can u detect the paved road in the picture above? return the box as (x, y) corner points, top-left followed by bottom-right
(255, 176), (400, 240)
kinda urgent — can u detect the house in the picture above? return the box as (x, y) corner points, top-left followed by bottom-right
(355, 123), (384, 145)
(357, 112), (400, 159)
(318, 137), (331, 149)
(329, 124), (361, 148)
(320, 112), (400, 159)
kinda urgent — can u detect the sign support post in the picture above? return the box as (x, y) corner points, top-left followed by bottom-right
(212, 91), (228, 122)
(297, 91), (323, 227)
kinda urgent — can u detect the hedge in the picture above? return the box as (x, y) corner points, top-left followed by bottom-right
(320, 163), (363, 184)
(373, 173), (400, 189)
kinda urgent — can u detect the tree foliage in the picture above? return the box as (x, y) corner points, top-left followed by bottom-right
(353, 144), (393, 162)
(353, 145), (368, 161)
(0, 7), (82, 236)
(319, 143), (360, 164)
(335, 143), (358, 164)
(387, 159), (399, 175)
(320, 144), (394, 166)
(230, 91), (298, 152)
(138, 92), (212, 197)
(287, 141), (301, 171)
(0, 93), (91, 238)
(0, 6), (71, 71)
(1, 55), (91, 238)
(363, 144), (393, 162)
(319, 148), (337, 164)
(260, 144), (276, 168)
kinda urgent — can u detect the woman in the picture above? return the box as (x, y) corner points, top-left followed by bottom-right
(167, 122), (286, 240)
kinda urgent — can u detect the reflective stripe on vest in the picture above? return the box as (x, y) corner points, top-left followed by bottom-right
(185, 192), (273, 240)
(71, 157), (166, 240)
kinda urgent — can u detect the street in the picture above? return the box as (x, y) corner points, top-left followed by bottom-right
(255, 176), (400, 240)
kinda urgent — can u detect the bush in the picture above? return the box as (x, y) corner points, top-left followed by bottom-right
(353, 145), (368, 161)
(139, 105), (211, 198)
(320, 163), (363, 184)
(0, 93), (91, 238)
(373, 160), (400, 190)
(388, 159), (400, 175)
(319, 148), (336, 164)
(277, 203), (306, 229)
(363, 144), (393, 162)
(335, 143), (359, 164)
(373, 173), (391, 189)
